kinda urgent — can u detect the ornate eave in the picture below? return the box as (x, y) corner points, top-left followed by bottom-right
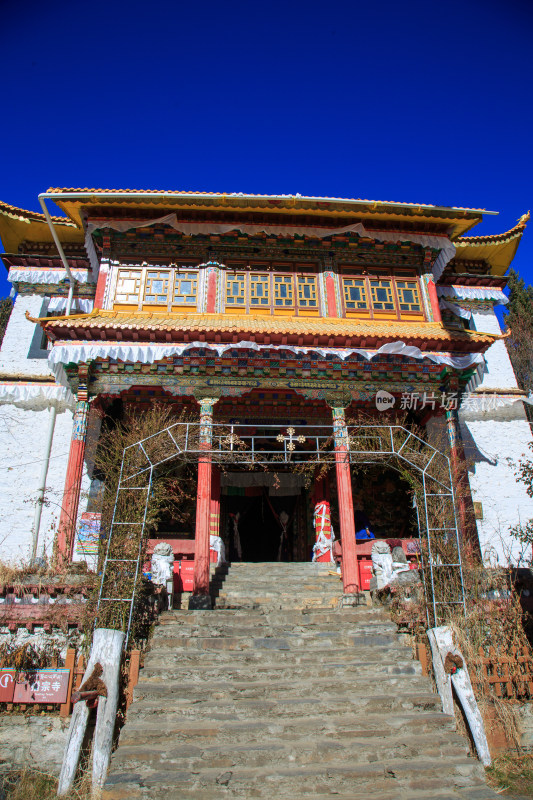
(46, 188), (490, 237)
(31, 309), (498, 353)
(453, 212), (529, 276)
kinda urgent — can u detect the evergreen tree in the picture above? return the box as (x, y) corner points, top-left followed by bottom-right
(504, 268), (533, 396)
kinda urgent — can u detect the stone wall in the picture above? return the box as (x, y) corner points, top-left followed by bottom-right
(0, 714), (69, 776)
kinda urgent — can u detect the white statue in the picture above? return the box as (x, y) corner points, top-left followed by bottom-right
(210, 534), (226, 566)
(371, 541), (411, 589)
(151, 542), (174, 586)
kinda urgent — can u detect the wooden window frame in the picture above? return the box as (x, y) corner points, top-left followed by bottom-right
(338, 266), (425, 320)
(223, 260), (320, 315)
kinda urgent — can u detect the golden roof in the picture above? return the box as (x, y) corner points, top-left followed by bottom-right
(454, 212), (529, 276)
(32, 309), (498, 352)
(0, 200), (83, 253)
(45, 188), (491, 237)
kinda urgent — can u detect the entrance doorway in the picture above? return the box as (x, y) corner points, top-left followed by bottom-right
(220, 473), (309, 562)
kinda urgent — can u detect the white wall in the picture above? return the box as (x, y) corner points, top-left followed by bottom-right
(460, 403), (533, 566)
(0, 291), (96, 566)
(0, 293), (53, 377)
(0, 405), (72, 563)
(459, 305), (533, 566)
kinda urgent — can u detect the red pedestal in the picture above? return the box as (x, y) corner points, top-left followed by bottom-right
(358, 560), (373, 591)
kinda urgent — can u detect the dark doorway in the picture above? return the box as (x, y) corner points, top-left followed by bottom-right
(222, 491), (299, 562)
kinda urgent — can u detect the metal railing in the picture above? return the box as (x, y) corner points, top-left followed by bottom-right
(96, 421), (464, 643)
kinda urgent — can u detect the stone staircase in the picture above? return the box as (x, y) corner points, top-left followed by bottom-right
(102, 563), (498, 800)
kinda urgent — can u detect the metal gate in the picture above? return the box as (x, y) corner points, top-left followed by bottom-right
(96, 421), (465, 644)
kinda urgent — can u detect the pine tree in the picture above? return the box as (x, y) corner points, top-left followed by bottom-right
(504, 268), (533, 396)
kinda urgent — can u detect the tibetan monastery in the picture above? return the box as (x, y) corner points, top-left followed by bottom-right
(0, 190), (531, 599)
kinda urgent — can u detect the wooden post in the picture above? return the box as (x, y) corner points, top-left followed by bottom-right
(60, 648), (76, 718)
(191, 398), (218, 607)
(91, 629), (126, 792)
(58, 628), (125, 797)
(429, 625), (491, 766)
(331, 406), (359, 594)
(57, 374), (91, 564)
(126, 649), (141, 709)
(445, 408), (481, 559)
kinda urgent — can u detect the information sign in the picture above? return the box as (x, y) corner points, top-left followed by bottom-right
(13, 669), (70, 704)
(0, 669), (15, 702)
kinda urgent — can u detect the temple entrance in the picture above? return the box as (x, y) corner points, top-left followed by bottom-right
(221, 472), (308, 562)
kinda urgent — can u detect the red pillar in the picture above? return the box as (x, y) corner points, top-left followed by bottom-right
(205, 264), (219, 313)
(331, 406), (359, 593)
(191, 398), (218, 607)
(325, 272), (338, 317)
(445, 409), (481, 560)
(427, 279), (442, 323)
(56, 392), (90, 565)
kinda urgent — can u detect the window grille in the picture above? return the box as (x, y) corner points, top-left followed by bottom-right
(342, 278), (368, 311)
(226, 273), (246, 306)
(396, 280), (422, 312)
(115, 270), (142, 305)
(144, 271), (171, 305)
(297, 276), (318, 308)
(274, 275), (293, 307)
(250, 274), (270, 307)
(370, 279), (395, 311)
(172, 271), (198, 305)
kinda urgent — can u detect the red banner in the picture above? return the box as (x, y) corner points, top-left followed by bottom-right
(0, 669), (15, 702)
(13, 669), (70, 704)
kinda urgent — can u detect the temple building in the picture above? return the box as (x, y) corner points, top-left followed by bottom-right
(0, 190), (531, 595)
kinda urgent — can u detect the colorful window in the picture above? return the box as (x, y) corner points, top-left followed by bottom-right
(144, 270), (171, 304)
(396, 280), (421, 312)
(173, 271), (197, 305)
(297, 276), (318, 308)
(226, 273), (246, 306)
(370, 279), (395, 311)
(115, 269), (142, 304)
(250, 274), (270, 306)
(342, 278), (368, 311)
(274, 275), (293, 307)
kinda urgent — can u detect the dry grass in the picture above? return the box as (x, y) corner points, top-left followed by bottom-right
(0, 767), (91, 800)
(486, 753), (533, 796)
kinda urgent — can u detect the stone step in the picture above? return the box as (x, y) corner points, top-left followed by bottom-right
(142, 651), (416, 673)
(110, 733), (471, 771)
(130, 690), (443, 718)
(159, 610), (395, 623)
(141, 645), (410, 672)
(139, 659), (421, 685)
(147, 633), (402, 652)
(120, 710), (456, 743)
(103, 757), (486, 796)
(102, 783), (498, 800)
(102, 563), (496, 800)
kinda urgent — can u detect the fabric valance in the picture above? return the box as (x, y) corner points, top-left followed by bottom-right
(86, 216), (455, 282)
(8, 268), (95, 286)
(48, 297), (94, 314)
(0, 381), (74, 411)
(48, 339), (485, 389)
(437, 286), (508, 304)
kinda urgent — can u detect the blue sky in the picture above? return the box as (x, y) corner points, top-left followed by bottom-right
(1, 0), (531, 301)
